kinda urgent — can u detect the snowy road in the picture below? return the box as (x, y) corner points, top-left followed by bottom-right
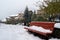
(0, 23), (59, 40)
(0, 24), (41, 40)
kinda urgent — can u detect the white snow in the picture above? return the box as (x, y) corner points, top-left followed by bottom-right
(54, 23), (60, 28)
(49, 38), (60, 40)
(26, 26), (52, 33)
(0, 23), (60, 40)
(9, 14), (18, 17)
(0, 24), (41, 40)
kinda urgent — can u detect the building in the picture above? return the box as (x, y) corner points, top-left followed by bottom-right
(37, 10), (45, 16)
(6, 13), (24, 24)
(17, 13), (24, 20)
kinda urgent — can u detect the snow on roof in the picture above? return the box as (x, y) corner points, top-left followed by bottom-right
(54, 23), (60, 28)
(27, 26), (52, 33)
(9, 14), (18, 17)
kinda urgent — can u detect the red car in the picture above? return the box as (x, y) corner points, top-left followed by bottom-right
(24, 22), (55, 39)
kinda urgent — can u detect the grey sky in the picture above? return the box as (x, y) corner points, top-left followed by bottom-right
(0, 0), (43, 20)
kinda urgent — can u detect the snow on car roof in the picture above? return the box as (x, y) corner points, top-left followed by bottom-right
(27, 25), (52, 33)
(54, 23), (60, 28)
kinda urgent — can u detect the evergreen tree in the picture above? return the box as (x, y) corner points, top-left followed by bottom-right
(24, 6), (29, 26)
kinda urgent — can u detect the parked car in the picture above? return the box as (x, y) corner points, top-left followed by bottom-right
(24, 22), (55, 40)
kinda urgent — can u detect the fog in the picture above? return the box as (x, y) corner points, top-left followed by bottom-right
(0, 0), (43, 20)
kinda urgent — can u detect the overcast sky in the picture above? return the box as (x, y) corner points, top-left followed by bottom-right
(0, 0), (44, 20)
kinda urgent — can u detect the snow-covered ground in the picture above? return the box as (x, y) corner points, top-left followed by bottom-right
(0, 23), (60, 40)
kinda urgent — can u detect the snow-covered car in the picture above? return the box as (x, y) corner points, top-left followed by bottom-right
(24, 22), (55, 39)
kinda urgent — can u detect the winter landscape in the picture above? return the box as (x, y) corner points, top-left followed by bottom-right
(0, 23), (60, 40)
(0, 0), (60, 40)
